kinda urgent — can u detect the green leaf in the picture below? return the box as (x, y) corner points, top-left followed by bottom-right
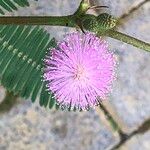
(0, 25), (57, 109)
(0, 0), (30, 15)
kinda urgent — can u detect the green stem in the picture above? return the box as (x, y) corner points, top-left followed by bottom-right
(0, 16), (74, 26)
(0, 0), (149, 52)
(106, 30), (150, 52)
(99, 103), (121, 132)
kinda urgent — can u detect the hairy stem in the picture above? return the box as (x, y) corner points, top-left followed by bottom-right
(0, 16), (74, 26)
(106, 30), (150, 52)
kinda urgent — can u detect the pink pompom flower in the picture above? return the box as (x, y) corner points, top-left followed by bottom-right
(43, 32), (116, 110)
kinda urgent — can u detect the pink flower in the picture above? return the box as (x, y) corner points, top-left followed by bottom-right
(43, 32), (116, 110)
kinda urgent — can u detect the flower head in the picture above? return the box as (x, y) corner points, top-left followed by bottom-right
(43, 32), (116, 110)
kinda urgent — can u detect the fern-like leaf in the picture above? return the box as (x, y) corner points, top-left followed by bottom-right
(0, 0), (30, 15)
(0, 25), (57, 109)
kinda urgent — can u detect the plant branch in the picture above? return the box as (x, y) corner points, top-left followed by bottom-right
(0, 0), (90, 26)
(0, 16), (74, 26)
(105, 30), (150, 52)
(0, 0), (149, 52)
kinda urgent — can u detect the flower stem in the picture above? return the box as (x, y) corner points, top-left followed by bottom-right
(106, 30), (150, 52)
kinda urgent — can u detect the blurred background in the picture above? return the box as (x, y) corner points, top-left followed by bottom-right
(0, 0), (150, 149)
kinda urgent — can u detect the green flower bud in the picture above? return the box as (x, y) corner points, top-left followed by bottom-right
(82, 14), (99, 33)
(81, 13), (117, 34)
(97, 13), (117, 31)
